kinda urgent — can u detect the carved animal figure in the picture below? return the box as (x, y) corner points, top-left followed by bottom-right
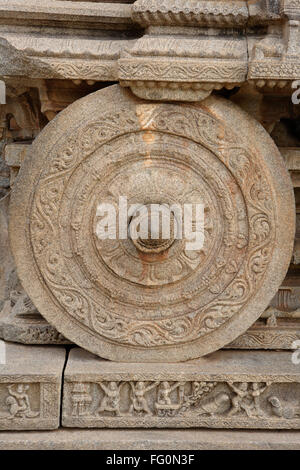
(197, 392), (231, 416)
(268, 396), (299, 419)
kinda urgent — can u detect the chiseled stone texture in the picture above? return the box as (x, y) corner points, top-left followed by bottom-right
(9, 85), (295, 362)
(0, 428), (300, 450)
(0, 298), (70, 345)
(62, 348), (300, 430)
(0, 342), (66, 430)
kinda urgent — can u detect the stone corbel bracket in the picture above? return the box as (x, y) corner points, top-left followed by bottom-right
(119, 0), (249, 101)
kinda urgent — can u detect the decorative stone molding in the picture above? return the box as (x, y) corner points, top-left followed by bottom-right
(0, 1), (134, 30)
(1, 428), (300, 450)
(0, 1), (139, 81)
(122, 79), (239, 102)
(0, 0), (298, 101)
(121, 1), (248, 100)
(62, 348), (300, 429)
(118, 58), (247, 101)
(228, 282), (300, 349)
(131, 0), (249, 27)
(249, 62), (300, 81)
(227, 320), (300, 349)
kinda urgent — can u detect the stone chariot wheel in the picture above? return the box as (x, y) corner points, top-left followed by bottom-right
(10, 85), (295, 362)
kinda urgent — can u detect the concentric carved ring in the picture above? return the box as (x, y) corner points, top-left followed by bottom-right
(10, 85), (295, 362)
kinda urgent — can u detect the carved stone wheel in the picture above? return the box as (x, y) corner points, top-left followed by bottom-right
(9, 85), (295, 362)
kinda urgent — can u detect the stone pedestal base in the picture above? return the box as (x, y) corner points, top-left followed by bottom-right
(0, 343), (66, 430)
(0, 428), (300, 450)
(1, 342), (299, 437)
(62, 348), (300, 430)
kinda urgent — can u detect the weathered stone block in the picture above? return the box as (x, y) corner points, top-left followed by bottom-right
(62, 348), (300, 429)
(281, 147), (300, 188)
(0, 342), (66, 430)
(0, 300), (70, 345)
(1, 428), (300, 450)
(4, 143), (30, 168)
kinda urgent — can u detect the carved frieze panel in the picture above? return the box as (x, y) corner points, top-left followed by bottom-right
(9, 85), (295, 361)
(62, 348), (300, 429)
(0, 342), (66, 430)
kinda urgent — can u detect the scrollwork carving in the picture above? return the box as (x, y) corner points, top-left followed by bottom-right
(10, 85), (294, 361)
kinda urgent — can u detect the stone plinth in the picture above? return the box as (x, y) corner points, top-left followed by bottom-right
(62, 348), (300, 429)
(0, 342), (66, 430)
(0, 428), (300, 450)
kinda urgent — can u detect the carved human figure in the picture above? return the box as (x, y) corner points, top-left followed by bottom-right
(227, 382), (254, 417)
(97, 381), (125, 416)
(228, 382), (269, 417)
(156, 381), (186, 406)
(6, 384), (39, 418)
(250, 382), (269, 417)
(129, 381), (159, 415)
